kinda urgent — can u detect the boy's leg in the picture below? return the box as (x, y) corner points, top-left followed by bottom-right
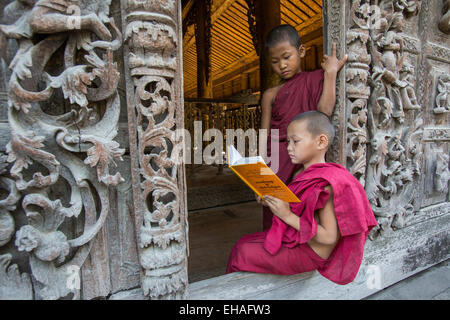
(226, 232), (326, 275)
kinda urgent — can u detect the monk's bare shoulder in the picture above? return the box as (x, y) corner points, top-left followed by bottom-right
(262, 84), (284, 106)
(324, 185), (334, 196)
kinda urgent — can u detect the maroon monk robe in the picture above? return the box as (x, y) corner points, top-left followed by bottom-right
(227, 163), (377, 284)
(226, 231), (328, 275)
(263, 69), (324, 230)
(263, 163), (378, 285)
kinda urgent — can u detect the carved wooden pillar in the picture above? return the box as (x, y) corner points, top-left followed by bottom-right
(120, 0), (189, 299)
(246, 0), (281, 92)
(344, 1), (371, 185)
(323, 0), (347, 166)
(195, 0), (213, 98)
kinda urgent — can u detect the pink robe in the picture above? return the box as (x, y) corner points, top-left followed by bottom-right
(227, 163), (378, 285)
(264, 69), (324, 230)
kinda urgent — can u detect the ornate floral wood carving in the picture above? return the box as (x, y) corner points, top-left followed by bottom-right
(345, 0), (372, 185)
(0, 0), (124, 299)
(345, 0), (425, 238)
(121, 0), (188, 299)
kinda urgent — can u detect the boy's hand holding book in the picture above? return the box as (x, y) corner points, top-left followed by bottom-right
(263, 195), (300, 231)
(255, 194), (268, 206)
(263, 195), (291, 220)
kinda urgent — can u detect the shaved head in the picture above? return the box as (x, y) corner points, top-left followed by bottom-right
(265, 24), (301, 50)
(290, 111), (335, 146)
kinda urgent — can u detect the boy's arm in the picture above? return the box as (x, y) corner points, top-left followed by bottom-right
(310, 186), (340, 245)
(259, 87), (278, 165)
(260, 87), (277, 131)
(317, 43), (347, 117)
(317, 72), (337, 117)
(263, 186), (340, 246)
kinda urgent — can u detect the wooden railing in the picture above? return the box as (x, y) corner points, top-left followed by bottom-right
(184, 98), (261, 175)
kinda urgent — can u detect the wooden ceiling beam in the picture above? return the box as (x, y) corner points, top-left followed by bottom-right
(282, 1), (309, 21)
(213, 19), (254, 48)
(211, 35), (248, 58)
(232, 0), (249, 15)
(211, 45), (241, 65)
(219, 12), (252, 38)
(182, 0), (195, 20)
(280, 5), (311, 25)
(213, 23), (251, 49)
(183, 55), (197, 66)
(211, 0), (238, 22)
(228, 1), (249, 21)
(294, 0), (322, 16)
(183, 0), (238, 54)
(183, 55), (197, 67)
(285, 0), (316, 17)
(214, 37), (251, 60)
(212, 50), (258, 82)
(213, 18), (254, 46)
(210, 46), (238, 65)
(213, 58), (259, 87)
(211, 25), (252, 53)
(281, 11), (302, 27)
(210, 58), (222, 69)
(296, 13), (322, 37)
(211, 27), (250, 54)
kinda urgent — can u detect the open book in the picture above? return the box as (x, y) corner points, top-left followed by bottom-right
(227, 145), (300, 203)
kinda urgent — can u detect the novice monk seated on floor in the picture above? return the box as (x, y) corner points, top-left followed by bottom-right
(226, 111), (378, 285)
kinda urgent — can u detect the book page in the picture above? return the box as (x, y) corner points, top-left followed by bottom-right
(227, 145), (265, 166)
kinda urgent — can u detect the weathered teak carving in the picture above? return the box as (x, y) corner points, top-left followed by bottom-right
(0, 0), (124, 299)
(345, 0), (372, 186)
(435, 74), (450, 114)
(0, 0), (448, 300)
(439, 0), (450, 34)
(345, 0), (427, 238)
(121, 0), (188, 299)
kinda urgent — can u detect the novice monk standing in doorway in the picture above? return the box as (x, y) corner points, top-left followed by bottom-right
(261, 24), (347, 230)
(227, 111), (378, 285)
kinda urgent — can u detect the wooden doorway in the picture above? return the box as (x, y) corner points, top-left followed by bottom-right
(182, 0), (325, 283)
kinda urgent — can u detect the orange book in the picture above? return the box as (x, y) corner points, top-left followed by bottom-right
(227, 145), (300, 203)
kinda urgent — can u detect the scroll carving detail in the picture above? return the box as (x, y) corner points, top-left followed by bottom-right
(0, 0), (124, 299)
(121, 0), (188, 299)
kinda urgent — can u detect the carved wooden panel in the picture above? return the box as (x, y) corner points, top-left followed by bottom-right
(0, 0), (137, 300)
(341, 0), (449, 240)
(120, 0), (189, 299)
(0, 0), (448, 301)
